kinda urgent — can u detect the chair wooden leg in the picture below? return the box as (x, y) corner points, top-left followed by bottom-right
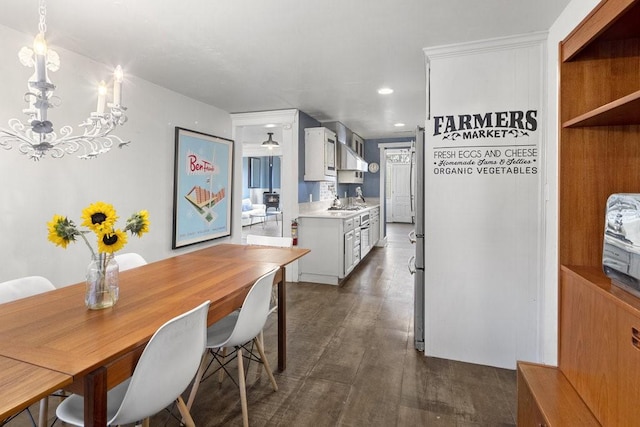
(37, 397), (48, 427)
(176, 396), (195, 427)
(254, 337), (278, 391)
(186, 352), (208, 411)
(237, 347), (249, 427)
(142, 418), (150, 427)
(256, 331), (265, 377)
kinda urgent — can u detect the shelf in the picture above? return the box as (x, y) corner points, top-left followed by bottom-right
(517, 362), (600, 426)
(561, 0), (640, 62)
(552, 0), (640, 423)
(561, 265), (640, 314)
(563, 90), (640, 128)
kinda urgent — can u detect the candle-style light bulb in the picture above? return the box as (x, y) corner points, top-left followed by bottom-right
(33, 33), (48, 83)
(113, 65), (123, 106)
(114, 65), (124, 82)
(33, 33), (47, 56)
(97, 81), (107, 114)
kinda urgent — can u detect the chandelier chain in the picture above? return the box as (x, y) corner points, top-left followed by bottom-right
(38, 0), (47, 34)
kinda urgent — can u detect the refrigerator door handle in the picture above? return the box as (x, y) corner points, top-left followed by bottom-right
(410, 149), (415, 212)
(408, 255), (416, 274)
(408, 230), (416, 244)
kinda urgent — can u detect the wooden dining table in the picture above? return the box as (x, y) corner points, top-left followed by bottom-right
(0, 356), (72, 422)
(0, 243), (308, 427)
(182, 243), (309, 371)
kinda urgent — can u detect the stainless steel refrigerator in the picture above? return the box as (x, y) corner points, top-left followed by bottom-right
(409, 126), (425, 352)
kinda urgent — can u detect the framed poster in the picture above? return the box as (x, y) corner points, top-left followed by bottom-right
(172, 127), (234, 248)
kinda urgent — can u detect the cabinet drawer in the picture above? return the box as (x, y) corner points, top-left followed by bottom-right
(344, 218), (354, 232)
(560, 269), (616, 425)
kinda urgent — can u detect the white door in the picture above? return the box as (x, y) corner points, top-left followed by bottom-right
(391, 163), (413, 223)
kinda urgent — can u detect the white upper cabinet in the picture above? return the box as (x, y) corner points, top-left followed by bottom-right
(304, 127), (336, 181)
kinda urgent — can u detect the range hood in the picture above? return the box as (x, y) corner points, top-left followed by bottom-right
(322, 121), (368, 172)
(337, 142), (368, 172)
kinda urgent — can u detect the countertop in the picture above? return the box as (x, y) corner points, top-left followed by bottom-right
(298, 204), (379, 219)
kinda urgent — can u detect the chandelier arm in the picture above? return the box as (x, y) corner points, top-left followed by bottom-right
(0, 124), (43, 147)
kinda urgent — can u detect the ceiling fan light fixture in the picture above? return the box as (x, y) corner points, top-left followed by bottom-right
(261, 132), (279, 149)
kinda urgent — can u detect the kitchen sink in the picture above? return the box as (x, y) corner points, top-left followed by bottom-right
(327, 205), (366, 212)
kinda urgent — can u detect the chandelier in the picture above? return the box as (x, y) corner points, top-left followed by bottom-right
(0, 0), (129, 160)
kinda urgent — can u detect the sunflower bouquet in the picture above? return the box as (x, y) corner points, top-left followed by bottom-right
(47, 201), (150, 257)
(47, 202), (150, 309)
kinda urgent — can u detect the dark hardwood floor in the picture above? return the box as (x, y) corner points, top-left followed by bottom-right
(12, 223), (516, 427)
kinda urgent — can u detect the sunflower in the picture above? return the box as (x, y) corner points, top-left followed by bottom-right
(81, 202), (117, 233)
(97, 229), (128, 253)
(47, 202), (149, 256)
(125, 210), (150, 237)
(47, 215), (79, 249)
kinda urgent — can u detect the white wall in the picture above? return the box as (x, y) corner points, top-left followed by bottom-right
(540, 0), (599, 365)
(0, 24), (233, 287)
(424, 33), (546, 369)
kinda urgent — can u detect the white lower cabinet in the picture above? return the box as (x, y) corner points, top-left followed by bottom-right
(370, 207), (380, 246)
(344, 230), (354, 276)
(298, 216), (349, 285)
(298, 206), (380, 285)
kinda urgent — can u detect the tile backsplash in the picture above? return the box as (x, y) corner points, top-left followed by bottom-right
(319, 181), (336, 201)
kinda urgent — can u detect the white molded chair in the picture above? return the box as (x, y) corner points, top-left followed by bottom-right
(186, 268), (279, 427)
(55, 300), (210, 427)
(114, 252), (147, 272)
(0, 276), (56, 427)
(246, 235), (292, 314)
(0, 275), (56, 304)
(246, 235), (293, 248)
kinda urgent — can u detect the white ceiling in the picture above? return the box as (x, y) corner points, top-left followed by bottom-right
(0, 0), (571, 140)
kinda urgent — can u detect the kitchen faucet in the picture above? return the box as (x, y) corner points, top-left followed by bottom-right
(355, 186), (366, 205)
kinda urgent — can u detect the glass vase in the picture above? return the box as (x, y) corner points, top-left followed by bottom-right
(85, 253), (119, 309)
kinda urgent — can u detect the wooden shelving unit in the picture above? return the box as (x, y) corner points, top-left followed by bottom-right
(563, 90), (640, 127)
(518, 0), (640, 425)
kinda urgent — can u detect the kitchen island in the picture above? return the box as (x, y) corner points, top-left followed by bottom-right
(298, 204), (380, 285)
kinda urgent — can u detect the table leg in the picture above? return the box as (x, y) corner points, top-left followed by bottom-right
(277, 266), (286, 371)
(84, 367), (108, 427)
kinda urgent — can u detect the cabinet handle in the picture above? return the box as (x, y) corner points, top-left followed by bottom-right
(632, 327), (640, 350)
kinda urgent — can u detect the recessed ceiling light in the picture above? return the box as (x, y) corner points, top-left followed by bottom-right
(377, 87), (393, 95)
(394, 123), (405, 127)
(264, 123), (276, 128)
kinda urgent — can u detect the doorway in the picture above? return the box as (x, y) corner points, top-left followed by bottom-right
(385, 148), (413, 223)
(231, 109), (299, 281)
